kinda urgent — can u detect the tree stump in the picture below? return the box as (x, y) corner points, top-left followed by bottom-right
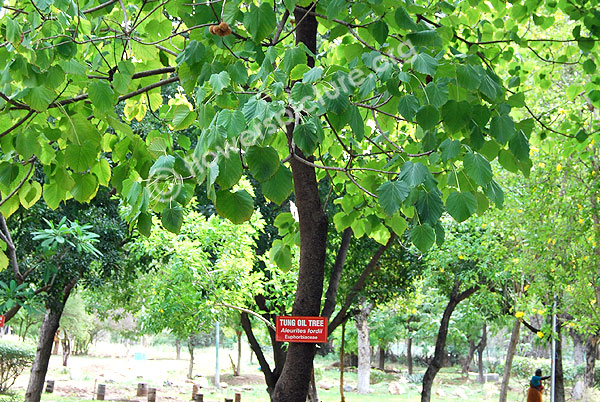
(137, 383), (148, 397)
(96, 384), (106, 400)
(235, 393), (241, 402)
(148, 387), (157, 402)
(192, 384), (199, 399)
(194, 394), (204, 402)
(45, 380), (55, 393)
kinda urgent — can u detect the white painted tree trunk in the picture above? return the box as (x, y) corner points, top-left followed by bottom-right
(355, 300), (373, 394)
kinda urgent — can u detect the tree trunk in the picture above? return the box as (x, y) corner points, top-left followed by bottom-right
(421, 283), (478, 402)
(499, 318), (521, 402)
(584, 336), (598, 388)
(339, 321), (346, 402)
(572, 330), (585, 365)
(407, 337), (413, 375)
(24, 308), (65, 402)
(477, 323), (487, 384)
(378, 347), (385, 371)
(187, 338), (195, 380)
(236, 330), (242, 377)
(52, 331), (60, 355)
(270, 6), (327, 399)
(555, 322), (565, 402)
(61, 330), (71, 367)
(306, 367), (319, 402)
(355, 300), (373, 394)
(461, 340), (476, 375)
(176, 339), (181, 360)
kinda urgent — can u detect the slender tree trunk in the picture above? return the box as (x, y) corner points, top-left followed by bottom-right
(461, 340), (476, 375)
(61, 330), (71, 367)
(176, 339), (181, 360)
(407, 336), (413, 375)
(25, 308), (65, 402)
(499, 318), (521, 402)
(52, 330), (60, 355)
(187, 338), (195, 380)
(584, 336), (598, 388)
(378, 347), (385, 371)
(421, 284), (478, 402)
(340, 321), (346, 402)
(572, 330), (586, 365)
(236, 330), (242, 376)
(306, 368), (319, 402)
(355, 300), (373, 394)
(271, 6), (327, 399)
(477, 323), (487, 384)
(555, 322), (565, 402)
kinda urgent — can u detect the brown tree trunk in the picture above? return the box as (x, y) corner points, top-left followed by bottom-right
(52, 331), (60, 355)
(378, 347), (385, 371)
(270, 6), (327, 400)
(61, 330), (71, 367)
(584, 336), (598, 388)
(499, 318), (521, 402)
(461, 340), (476, 375)
(555, 322), (565, 402)
(187, 338), (195, 380)
(355, 300), (373, 394)
(236, 330), (242, 377)
(421, 283), (478, 402)
(306, 368), (319, 402)
(477, 323), (487, 384)
(572, 330), (585, 365)
(176, 339), (181, 360)
(407, 337), (413, 375)
(25, 308), (65, 402)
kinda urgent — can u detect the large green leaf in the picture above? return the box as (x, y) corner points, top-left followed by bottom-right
(208, 71), (231, 95)
(489, 115), (516, 144)
(377, 180), (410, 216)
(246, 146), (280, 182)
(243, 3), (277, 42)
(216, 153), (242, 189)
(161, 205), (183, 234)
(412, 53), (438, 75)
(446, 191), (477, 222)
(270, 239), (292, 272)
(215, 189), (254, 224)
(441, 100), (471, 133)
(262, 165), (293, 205)
(88, 81), (116, 114)
(415, 105), (440, 131)
(65, 141), (98, 172)
(293, 122), (318, 155)
(463, 152), (493, 187)
(410, 224), (436, 253)
(397, 95), (420, 121)
(400, 162), (430, 187)
(71, 173), (99, 202)
(24, 86), (54, 112)
(416, 190), (444, 225)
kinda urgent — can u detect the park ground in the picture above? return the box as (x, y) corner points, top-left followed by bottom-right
(1, 338), (531, 402)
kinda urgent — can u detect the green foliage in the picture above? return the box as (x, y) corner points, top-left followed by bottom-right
(0, 341), (34, 392)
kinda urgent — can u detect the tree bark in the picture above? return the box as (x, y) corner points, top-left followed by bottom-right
(571, 330), (585, 365)
(378, 347), (385, 371)
(499, 318), (521, 402)
(176, 339), (181, 360)
(187, 337), (195, 380)
(339, 321), (346, 402)
(270, 7), (327, 400)
(236, 330), (242, 377)
(306, 368), (319, 402)
(52, 330), (60, 355)
(421, 283), (478, 402)
(584, 336), (598, 388)
(555, 322), (565, 402)
(24, 308), (65, 402)
(477, 323), (487, 384)
(461, 340), (476, 375)
(407, 337), (413, 375)
(61, 330), (71, 367)
(355, 300), (373, 394)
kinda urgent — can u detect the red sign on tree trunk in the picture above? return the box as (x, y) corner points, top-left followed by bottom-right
(276, 316), (328, 343)
(0, 315), (4, 328)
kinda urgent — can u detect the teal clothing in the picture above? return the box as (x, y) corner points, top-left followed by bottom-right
(531, 375), (542, 388)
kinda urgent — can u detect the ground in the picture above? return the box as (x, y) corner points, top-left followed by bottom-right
(2, 338), (529, 402)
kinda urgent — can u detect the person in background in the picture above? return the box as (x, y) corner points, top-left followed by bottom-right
(527, 369), (550, 402)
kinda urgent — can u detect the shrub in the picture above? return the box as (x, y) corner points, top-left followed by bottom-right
(0, 341), (35, 393)
(403, 373), (425, 384)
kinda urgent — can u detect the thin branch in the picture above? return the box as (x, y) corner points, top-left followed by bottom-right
(219, 303), (276, 330)
(0, 110), (35, 139)
(0, 160), (35, 209)
(272, 9), (290, 45)
(82, 0), (118, 14)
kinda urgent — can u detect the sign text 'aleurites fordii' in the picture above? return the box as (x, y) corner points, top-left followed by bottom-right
(275, 316), (328, 343)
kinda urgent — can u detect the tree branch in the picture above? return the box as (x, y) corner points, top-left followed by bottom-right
(321, 228), (353, 319)
(328, 233), (397, 334)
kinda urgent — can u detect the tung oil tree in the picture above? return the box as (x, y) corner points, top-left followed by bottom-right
(2, 1), (600, 401)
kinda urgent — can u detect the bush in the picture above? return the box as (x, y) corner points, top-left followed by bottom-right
(403, 373), (425, 384)
(0, 341), (35, 393)
(497, 356), (592, 385)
